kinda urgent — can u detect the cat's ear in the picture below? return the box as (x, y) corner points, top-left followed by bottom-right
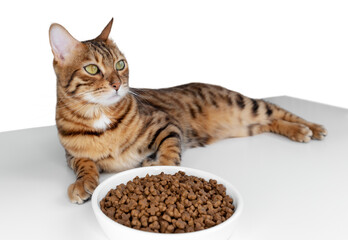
(95, 18), (114, 42)
(49, 23), (80, 63)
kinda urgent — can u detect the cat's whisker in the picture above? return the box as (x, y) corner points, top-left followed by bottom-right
(128, 90), (139, 96)
(129, 90), (151, 108)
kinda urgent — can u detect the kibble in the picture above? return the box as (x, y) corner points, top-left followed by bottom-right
(100, 171), (235, 233)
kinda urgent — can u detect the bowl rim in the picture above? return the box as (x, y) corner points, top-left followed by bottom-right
(92, 166), (244, 237)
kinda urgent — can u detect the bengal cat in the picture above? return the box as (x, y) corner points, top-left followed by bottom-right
(49, 19), (327, 204)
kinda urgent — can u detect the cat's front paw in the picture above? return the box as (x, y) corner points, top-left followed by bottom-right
(309, 124), (327, 140)
(141, 158), (159, 167)
(68, 176), (98, 204)
(141, 157), (181, 167)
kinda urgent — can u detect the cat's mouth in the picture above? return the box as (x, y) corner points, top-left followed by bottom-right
(83, 85), (129, 106)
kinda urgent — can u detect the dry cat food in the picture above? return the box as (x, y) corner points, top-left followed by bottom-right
(100, 171), (235, 233)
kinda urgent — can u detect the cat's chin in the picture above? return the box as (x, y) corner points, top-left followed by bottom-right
(83, 86), (129, 106)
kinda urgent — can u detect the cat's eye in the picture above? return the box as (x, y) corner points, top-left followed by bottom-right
(84, 64), (99, 75)
(115, 60), (125, 71)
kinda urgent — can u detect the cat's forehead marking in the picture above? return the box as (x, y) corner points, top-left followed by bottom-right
(83, 40), (119, 65)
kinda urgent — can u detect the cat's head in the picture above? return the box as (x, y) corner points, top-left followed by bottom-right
(49, 19), (129, 106)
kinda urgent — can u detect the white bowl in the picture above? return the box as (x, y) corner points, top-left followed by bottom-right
(92, 166), (243, 240)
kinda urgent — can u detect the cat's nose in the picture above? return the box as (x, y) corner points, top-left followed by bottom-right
(110, 80), (121, 91)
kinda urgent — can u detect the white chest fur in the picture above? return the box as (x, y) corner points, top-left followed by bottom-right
(93, 113), (111, 130)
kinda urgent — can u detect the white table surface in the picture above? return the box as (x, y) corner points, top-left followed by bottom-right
(1, 96), (347, 240)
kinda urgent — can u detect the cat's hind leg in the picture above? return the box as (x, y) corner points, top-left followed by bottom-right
(248, 120), (313, 143)
(266, 101), (327, 140)
(280, 111), (327, 140)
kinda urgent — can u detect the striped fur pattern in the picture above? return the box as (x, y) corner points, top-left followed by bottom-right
(49, 19), (327, 204)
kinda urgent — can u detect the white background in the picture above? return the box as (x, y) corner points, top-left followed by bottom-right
(1, 0), (347, 133)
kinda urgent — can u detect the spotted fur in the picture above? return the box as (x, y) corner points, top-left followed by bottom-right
(49, 19), (327, 204)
